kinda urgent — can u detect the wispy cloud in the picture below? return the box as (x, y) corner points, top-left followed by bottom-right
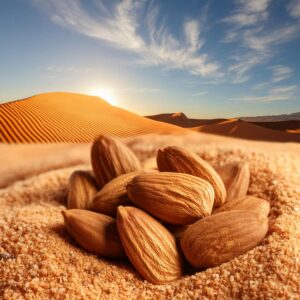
(252, 82), (269, 90)
(230, 84), (298, 102)
(223, 0), (271, 27)
(243, 24), (300, 51)
(225, 0), (300, 84)
(32, 0), (220, 78)
(46, 65), (92, 74)
(287, 0), (300, 18)
(270, 65), (293, 83)
(118, 87), (161, 93)
(190, 91), (208, 97)
(228, 52), (268, 84)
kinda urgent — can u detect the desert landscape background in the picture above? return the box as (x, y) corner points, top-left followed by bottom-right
(1, 92), (299, 143)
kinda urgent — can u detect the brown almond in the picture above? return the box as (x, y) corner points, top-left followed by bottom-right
(91, 171), (142, 216)
(216, 162), (250, 202)
(62, 209), (124, 258)
(117, 206), (182, 284)
(127, 172), (214, 225)
(181, 210), (268, 269)
(165, 224), (190, 240)
(157, 146), (226, 208)
(91, 135), (141, 188)
(67, 170), (98, 209)
(213, 195), (270, 217)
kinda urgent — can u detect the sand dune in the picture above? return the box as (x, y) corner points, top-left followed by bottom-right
(193, 118), (300, 142)
(252, 120), (300, 132)
(147, 112), (226, 128)
(0, 92), (184, 143)
(287, 129), (300, 134)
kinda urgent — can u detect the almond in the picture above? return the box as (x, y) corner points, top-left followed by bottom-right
(213, 195), (270, 217)
(116, 206), (182, 284)
(157, 146), (226, 208)
(91, 171), (142, 216)
(62, 209), (124, 258)
(127, 172), (214, 225)
(216, 162), (250, 202)
(181, 210), (268, 269)
(91, 135), (141, 188)
(165, 224), (190, 240)
(67, 170), (98, 209)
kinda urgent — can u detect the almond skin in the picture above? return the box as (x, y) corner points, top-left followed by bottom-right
(91, 135), (141, 188)
(165, 224), (190, 240)
(216, 162), (250, 202)
(127, 172), (214, 225)
(67, 170), (98, 209)
(157, 146), (226, 208)
(91, 171), (142, 216)
(181, 210), (269, 269)
(62, 209), (124, 258)
(213, 195), (270, 217)
(116, 206), (182, 284)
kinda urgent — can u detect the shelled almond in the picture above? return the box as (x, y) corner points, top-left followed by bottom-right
(62, 134), (270, 284)
(67, 170), (98, 210)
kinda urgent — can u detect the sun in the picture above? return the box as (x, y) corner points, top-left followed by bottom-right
(88, 88), (118, 106)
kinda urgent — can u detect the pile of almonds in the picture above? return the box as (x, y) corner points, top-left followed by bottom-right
(62, 135), (270, 284)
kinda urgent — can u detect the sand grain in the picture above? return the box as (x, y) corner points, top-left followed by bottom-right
(0, 135), (299, 299)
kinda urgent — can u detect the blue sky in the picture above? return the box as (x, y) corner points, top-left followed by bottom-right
(0, 0), (300, 118)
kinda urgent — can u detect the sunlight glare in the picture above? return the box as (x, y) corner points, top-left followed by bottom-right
(88, 88), (118, 106)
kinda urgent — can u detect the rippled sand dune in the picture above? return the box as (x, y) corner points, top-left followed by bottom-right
(0, 92), (183, 143)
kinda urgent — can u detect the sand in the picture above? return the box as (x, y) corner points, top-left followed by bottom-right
(193, 119), (300, 142)
(0, 92), (183, 143)
(0, 133), (300, 299)
(148, 114), (300, 142)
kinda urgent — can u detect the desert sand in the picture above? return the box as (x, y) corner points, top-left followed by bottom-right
(2, 93), (299, 143)
(147, 112), (226, 128)
(148, 113), (300, 142)
(193, 119), (300, 142)
(0, 133), (299, 299)
(251, 120), (300, 132)
(0, 93), (184, 143)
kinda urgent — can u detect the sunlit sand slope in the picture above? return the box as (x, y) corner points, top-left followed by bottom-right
(0, 92), (183, 143)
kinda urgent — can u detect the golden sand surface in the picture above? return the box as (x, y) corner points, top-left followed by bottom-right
(0, 133), (299, 299)
(0, 92), (183, 143)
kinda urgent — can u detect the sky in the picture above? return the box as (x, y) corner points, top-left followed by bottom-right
(0, 0), (300, 118)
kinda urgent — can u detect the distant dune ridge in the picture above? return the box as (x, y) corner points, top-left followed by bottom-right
(193, 119), (300, 142)
(147, 113), (300, 143)
(0, 92), (183, 143)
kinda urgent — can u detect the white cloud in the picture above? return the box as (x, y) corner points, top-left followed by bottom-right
(287, 0), (300, 18)
(32, 0), (220, 78)
(241, 0), (271, 13)
(228, 52), (269, 84)
(252, 82), (269, 90)
(270, 65), (293, 83)
(230, 85), (298, 102)
(46, 65), (92, 74)
(184, 20), (203, 52)
(223, 31), (238, 43)
(190, 91), (208, 97)
(243, 24), (300, 51)
(118, 87), (161, 93)
(223, 0), (271, 26)
(225, 0), (300, 84)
